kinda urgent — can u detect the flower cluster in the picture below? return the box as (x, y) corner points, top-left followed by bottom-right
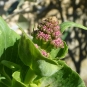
(36, 17), (64, 48)
(37, 31), (51, 41)
(34, 44), (49, 57)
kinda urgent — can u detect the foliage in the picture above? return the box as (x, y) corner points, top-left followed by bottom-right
(0, 16), (86, 87)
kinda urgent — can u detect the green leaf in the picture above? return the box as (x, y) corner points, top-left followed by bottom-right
(12, 71), (27, 87)
(39, 60), (86, 87)
(29, 83), (38, 87)
(32, 60), (62, 76)
(0, 76), (11, 87)
(0, 17), (20, 57)
(0, 17), (23, 87)
(24, 68), (37, 84)
(50, 48), (60, 58)
(0, 65), (12, 87)
(50, 42), (68, 59)
(56, 42), (68, 59)
(1, 60), (21, 71)
(60, 22), (87, 33)
(18, 33), (42, 66)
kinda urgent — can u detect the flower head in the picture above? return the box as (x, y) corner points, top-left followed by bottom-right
(36, 16), (64, 48)
(37, 31), (51, 41)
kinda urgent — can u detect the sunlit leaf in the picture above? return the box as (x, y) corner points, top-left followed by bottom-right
(39, 60), (86, 87)
(60, 22), (87, 33)
(0, 65), (12, 87)
(50, 42), (68, 59)
(56, 42), (68, 59)
(12, 71), (27, 87)
(1, 60), (21, 71)
(32, 60), (62, 76)
(0, 17), (20, 57)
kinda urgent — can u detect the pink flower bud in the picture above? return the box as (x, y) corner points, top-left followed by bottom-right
(41, 50), (49, 57)
(52, 30), (62, 39)
(37, 31), (51, 42)
(53, 26), (60, 31)
(51, 38), (64, 48)
(37, 31), (44, 40)
(43, 34), (51, 41)
(34, 44), (39, 48)
(43, 25), (47, 31)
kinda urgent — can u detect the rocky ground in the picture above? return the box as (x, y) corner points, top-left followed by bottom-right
(0, 0), (87, 86)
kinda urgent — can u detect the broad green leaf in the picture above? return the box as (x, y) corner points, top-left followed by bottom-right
(0, 17), (20, 57)
(0, 39), (24, 68)
(50, 42), (68, 59)
(12, 71), (27, 87)
(60, 22), (87, 33)
(0, 39), (25, 82)
(18, 33), (42, 66)
(0, 17), (23, 87)
(32, 60), (62, 76)
(39, 60), (86, 87)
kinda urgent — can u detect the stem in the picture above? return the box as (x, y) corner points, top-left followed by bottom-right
(0, 65), (12, 86)
(24, 68), (36, 85)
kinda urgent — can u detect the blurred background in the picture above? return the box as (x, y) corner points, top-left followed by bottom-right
(0, 0), (87, 86)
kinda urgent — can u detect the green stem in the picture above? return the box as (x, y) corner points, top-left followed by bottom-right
(0, 65), (12, 86)
(24, 68), (36, 85)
